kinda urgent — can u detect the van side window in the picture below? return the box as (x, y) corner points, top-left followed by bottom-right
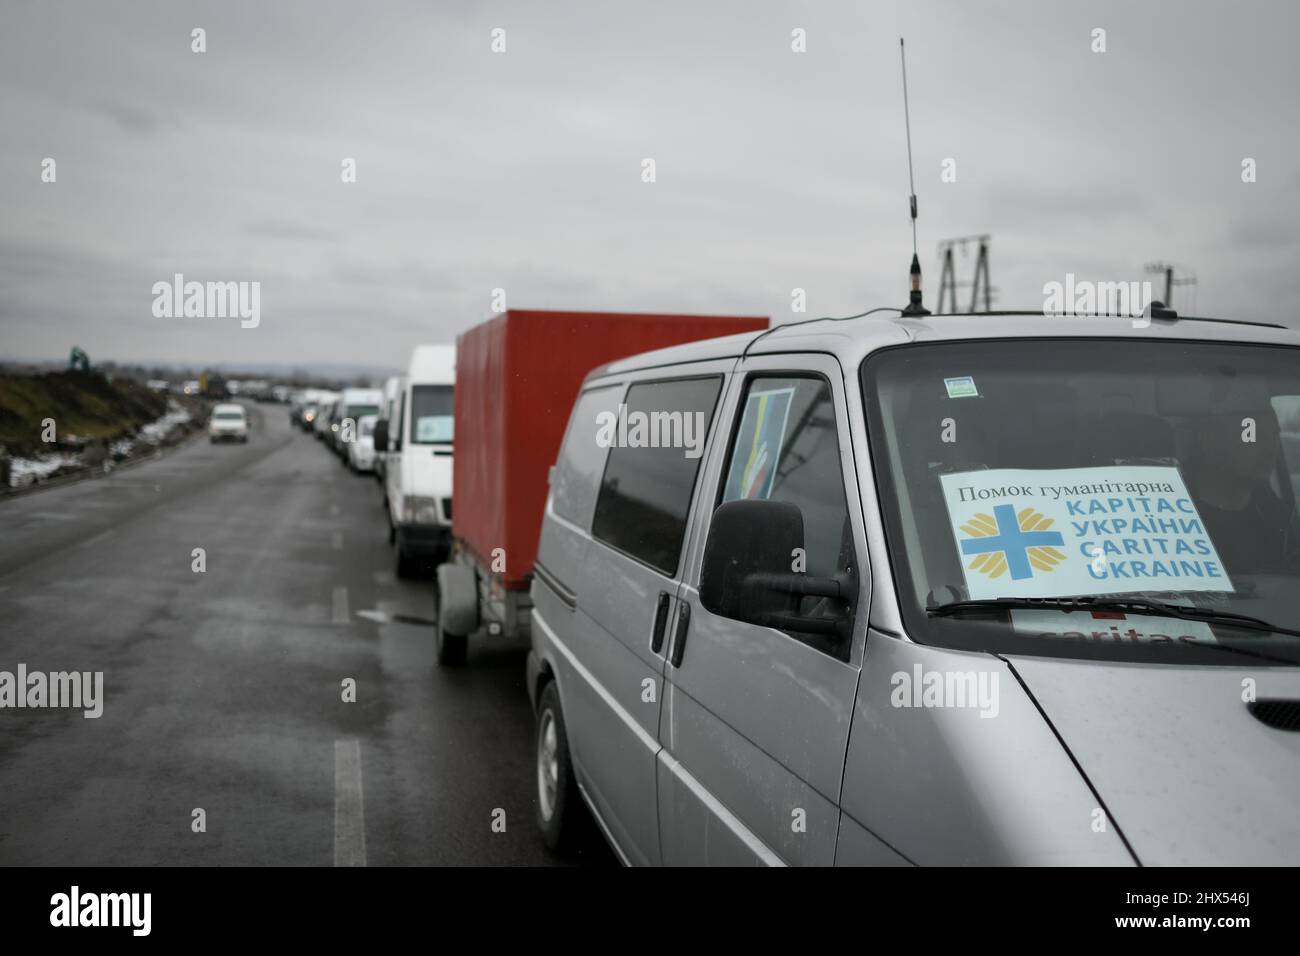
(592, 377), (723, 576)
(553, 385), (624, 531)
(720, 375), (856, 646)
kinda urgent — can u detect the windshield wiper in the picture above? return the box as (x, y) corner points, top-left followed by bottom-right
(926, 595), (1300, 638)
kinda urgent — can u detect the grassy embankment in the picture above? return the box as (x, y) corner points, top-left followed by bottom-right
(0, 370), (169, 458)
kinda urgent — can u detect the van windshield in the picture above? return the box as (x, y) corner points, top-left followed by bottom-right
(409, 384), (453, 445)
(862, 338), (1300, 665)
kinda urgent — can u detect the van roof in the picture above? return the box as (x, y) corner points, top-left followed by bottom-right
(587, 311), (1300, 379)
(407, 344), (455, 381)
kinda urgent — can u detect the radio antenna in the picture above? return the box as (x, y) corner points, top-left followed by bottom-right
(899, 38), (930, 317)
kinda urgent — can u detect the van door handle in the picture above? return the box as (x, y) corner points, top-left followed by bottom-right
(650, 591), (671, 654)
(670, 602), (691, 668)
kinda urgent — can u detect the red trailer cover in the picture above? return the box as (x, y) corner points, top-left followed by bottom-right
(454, 310), (768, 589)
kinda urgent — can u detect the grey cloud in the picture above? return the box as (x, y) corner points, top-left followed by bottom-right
(87, 97), (175, 135)
(244, 220), (338, 242)
(2, 0), (1299, 367)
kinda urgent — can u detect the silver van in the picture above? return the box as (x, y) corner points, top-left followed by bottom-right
(527, 311), (1300, 865)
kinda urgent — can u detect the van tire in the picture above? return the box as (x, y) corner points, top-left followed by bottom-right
(535, 681), (588, 853)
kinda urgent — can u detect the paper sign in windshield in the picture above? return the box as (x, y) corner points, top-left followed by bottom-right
(1009, 609), (1217, 645)
(723, 387), (794, 501)
(416, 416), (452, 443)
(939, 466), (1233, 600)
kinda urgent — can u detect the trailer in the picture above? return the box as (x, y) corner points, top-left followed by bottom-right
(433, 309), (768, 665)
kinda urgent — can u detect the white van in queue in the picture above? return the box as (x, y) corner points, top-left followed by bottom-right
(376, 375), (405, 486)
(332, 387), (384, 459)
(377, 345), (454, 578)
(347, 414), (379, 473)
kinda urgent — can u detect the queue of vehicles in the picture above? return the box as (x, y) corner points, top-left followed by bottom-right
(277, 306), (1300, 867)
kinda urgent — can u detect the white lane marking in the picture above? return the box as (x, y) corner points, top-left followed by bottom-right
(331, 531), (343, 551)
(333, 738), (367, 867)
(332, 587), (349, 625)
(355, 609), (389, 624)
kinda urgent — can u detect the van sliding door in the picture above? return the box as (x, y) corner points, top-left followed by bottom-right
(569, 369), (728, 866)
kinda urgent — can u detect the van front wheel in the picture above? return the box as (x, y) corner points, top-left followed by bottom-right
(536, 681), (587, 853)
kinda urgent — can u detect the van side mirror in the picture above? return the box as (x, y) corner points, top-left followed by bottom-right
(699, 499), (852, 639)
(373, 419), (389, 452)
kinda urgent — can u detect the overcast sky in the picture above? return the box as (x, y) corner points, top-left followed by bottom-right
(2, 0), (1298, 370)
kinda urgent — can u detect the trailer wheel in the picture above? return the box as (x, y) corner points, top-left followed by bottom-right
(435, 615), (468, 667)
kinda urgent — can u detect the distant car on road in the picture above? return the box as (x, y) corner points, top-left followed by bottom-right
(208, 403), (248, 443)
(294, 388), (332, 431)
(313, 395), (339, 441)
(348, 415), (379, 473)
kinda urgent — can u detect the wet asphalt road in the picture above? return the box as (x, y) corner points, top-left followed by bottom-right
(0, 402), (613, 866)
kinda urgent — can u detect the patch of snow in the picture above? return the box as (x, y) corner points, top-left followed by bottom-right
(7, 453), (80, 487)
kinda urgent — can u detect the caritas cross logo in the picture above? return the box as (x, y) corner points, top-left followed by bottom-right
(958, 505), (1066, 581)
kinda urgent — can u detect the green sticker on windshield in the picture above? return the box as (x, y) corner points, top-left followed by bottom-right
(944, 376), (978, 398)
